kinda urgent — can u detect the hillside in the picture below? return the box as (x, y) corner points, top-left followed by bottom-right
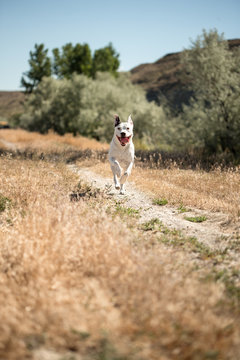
(130, 38), (240, 108)
(0, 91), (25, 119)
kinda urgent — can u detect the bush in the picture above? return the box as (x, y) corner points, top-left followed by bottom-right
(176, 29), (240, 156)
(20, 73), (168, 148)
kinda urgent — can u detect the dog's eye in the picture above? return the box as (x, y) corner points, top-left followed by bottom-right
(118, 127), (121, 130)
(127, 127), (130, 130)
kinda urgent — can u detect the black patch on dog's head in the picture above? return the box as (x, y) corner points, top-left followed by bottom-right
(114, 115), (121, 127)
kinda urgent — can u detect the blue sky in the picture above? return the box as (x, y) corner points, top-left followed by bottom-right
(0, 0), (239, 90)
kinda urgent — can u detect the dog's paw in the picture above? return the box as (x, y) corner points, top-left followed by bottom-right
(115, 183), (120, 190)
(120, 188), (125, 195)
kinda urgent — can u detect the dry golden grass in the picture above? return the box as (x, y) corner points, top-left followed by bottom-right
(0, 128), (109, 152)
(133, 166), (240, 221)
(1, 129), (240, 359)
(0, 155), (240, 359)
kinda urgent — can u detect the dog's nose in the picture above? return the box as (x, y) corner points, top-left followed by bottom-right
(121, 132), (126, 137)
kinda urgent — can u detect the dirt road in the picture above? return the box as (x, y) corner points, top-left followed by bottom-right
(69, 164), (232, 251)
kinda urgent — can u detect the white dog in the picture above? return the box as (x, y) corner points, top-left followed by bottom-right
(108, 114), (135, 195)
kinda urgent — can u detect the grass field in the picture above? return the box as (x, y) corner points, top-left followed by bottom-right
(0, 129), (240, 360)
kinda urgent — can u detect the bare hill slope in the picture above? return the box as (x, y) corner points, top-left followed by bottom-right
(0, 91), (25, 119)
(130, 39), (240, 108)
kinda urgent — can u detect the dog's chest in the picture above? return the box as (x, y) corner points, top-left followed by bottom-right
(110, 140), (134, 163)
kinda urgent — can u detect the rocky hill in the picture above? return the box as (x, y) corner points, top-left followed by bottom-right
(130, 39), (240, 109)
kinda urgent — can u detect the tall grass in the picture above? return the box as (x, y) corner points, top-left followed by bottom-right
(0, 133), (240, 359)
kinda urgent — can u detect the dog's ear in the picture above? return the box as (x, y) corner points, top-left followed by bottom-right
(114, 115), (121, 127)
(128, 114), (133, 126)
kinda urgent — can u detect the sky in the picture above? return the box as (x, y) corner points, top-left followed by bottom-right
(0, 0), (239, 90)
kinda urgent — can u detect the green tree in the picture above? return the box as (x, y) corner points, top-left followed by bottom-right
(21, 43), (51, 93)
(52, 43), (92, 78)
(92, 43), (120, 78)
(180, 29), (240, 155)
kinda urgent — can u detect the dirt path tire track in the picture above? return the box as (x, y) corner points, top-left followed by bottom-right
(0, 138), (18, 150)
(69, 164), (232, 250)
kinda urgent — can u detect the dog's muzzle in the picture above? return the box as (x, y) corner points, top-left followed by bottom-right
(117, 135), (131, 146)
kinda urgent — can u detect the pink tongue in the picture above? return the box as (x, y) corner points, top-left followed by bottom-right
(121, 137), (129, 144)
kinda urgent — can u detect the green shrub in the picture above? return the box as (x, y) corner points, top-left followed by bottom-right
(153, 198), (168, 206)
(184, 216), (207, 223)
(20, 73), (168, 148)
(0, 194), (11, 213)
(175, 29), (240, 156)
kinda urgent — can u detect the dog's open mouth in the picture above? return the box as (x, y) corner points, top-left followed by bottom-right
(117, 135), (131, 146)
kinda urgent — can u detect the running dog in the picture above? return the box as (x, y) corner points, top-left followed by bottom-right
(108, 114), (134, 194)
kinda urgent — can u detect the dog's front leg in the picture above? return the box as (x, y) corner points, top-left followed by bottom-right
(119, 161), (133, 194)
(109, 157), (122, 190)
(120, 161), (134, 184)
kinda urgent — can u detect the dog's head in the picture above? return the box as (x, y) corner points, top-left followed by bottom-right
(114, 115), (133, 146)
